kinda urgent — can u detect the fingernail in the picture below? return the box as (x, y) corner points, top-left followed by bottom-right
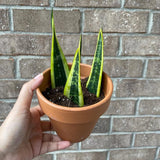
(34, 73), (43, 80)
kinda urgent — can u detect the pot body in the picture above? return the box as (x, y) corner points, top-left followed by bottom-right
(36, 63), (113, 143)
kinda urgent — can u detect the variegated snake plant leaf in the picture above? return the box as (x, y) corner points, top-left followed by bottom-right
(86, 29), (104, 98)
(50, 10), (69, 88)
(64, 36), (84, 107)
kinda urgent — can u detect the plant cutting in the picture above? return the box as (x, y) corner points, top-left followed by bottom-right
(50, 10), (69, 89)
(36, 10), (113, 143)
(64, 35), (84, 107)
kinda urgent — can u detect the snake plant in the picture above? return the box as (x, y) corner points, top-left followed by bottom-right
(86, 29), (104, 97)
(50, 9), (104, 106)
(50, 10), (69, 88)
(64, 36), (84, 107)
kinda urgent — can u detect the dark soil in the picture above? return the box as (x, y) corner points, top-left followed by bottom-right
(42, 77), (104, 107)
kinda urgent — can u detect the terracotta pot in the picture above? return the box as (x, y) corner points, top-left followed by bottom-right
(36, 63), (113, 143)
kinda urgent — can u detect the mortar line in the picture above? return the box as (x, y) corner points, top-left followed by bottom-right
(111, 115), (160, 118)
(114, 131), (160, 134)
(131, 133), (136, 147)
(101, 115), (160, 119)
(109, 116), (113, 134)
(112, 79), (117, 98)
(111, 97), (160, 100)
(111, 77), (160, 80)
(147, 11), (153, 34)
(82, 32), (160, 36)
(80, 10), (84, 34)
(101, 114), (160, 118)
(0, 99), (16, 102)
(13, 57), (17, 79)
(90, 131), (160, 136)
(121, 0), (125, 8)
(8, 8), (14, 31)
(67, 32), (160, 36)
(53, 150), (108, 154)
(1, 77), (160, 81)
(50, 0), (55, 7)
(51, 147), (157, 154)
(117, 36), (122, 56)
(135, 99), (140, 115)
(1, 55), (160, 60)
(2, 97), (160, 103)
(78, 142), (82, 150)
(0, 31), (52, 35)
(0, 5), (156, 11)
(107, 151), (110, 160)
(56, 147), (157, 154)
(84, 56), (157, 61)
(53, 154), (56, 160)
(0, 5), (160, 13)
(155, 147), (160, 160)
(1, 30), (160, 36)
(10, 55), (51, 59)
(14, 58), (18, 79)
(15, 58), (21, 79)
(0, 6), (52, 10)
(142, 59), (149, 78)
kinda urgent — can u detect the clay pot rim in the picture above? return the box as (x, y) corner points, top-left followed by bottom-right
(36, 63), (113, 112)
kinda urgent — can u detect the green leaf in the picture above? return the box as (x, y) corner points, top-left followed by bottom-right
(50, 10), (69, 88)
(86, 29), (104, 97)
(64, 36), (84, 107)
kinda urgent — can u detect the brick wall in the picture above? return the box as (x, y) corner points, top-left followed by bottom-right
(0, 0), (160, 160)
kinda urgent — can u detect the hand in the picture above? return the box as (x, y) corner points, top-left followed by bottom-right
(0, 73), (71, 160)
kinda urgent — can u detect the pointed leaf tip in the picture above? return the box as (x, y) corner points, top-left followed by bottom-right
(64, 36), (84, 107)
(50, 11), (69, 88)
(86, 29), (104, 97)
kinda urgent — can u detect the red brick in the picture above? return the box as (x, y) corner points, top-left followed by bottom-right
(113, 117), (160, 132)
(13, 9), (81, 33)
(139, 100), (160, 115)
(0, 9), (10, 31)
(0, 0), (49, 6)
(146, 59), (160, 78)
(0, 34), (79, 56)
(0, 80), (26, 99)
(19, 58), (50, 78)
(0, 59), (15, 79)
(105, 100), (136, 115)
(82, 35), (119, 56)
(125, 0), (160, 10)
(0, 101), (13, 119)
(92, 118), (110, 133)
(33, 154), (53, 160)
(55, 0), (121, 8)
(84, 10), (148, 33)
(151, 13), (160, 34)
(56, 152), (107, 160)
(110, 148), (156, 160)
(116, 79), (160, 97)
(81, 134), (131, 149)
(122, 36), (160, 56)
(135, 133), (160, 147)
(103, 59), (144, 78)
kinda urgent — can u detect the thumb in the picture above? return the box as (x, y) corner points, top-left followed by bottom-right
(14, 73), (43, 110)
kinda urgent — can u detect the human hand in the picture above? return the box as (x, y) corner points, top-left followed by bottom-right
(0, 74), (71, 160)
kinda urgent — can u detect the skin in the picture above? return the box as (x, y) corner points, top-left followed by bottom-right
(0, 73), (71, 160)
